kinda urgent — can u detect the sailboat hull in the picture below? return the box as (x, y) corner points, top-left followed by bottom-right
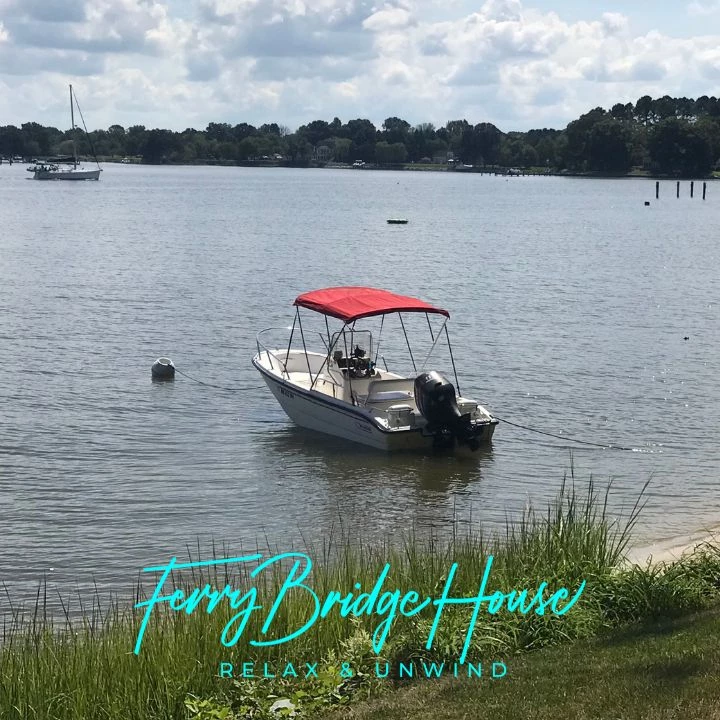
(33, 169), (101, 180)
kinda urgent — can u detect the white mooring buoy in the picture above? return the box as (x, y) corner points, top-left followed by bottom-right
(151, 357), (175, 380)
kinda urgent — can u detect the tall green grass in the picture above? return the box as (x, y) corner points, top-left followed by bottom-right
(1, 478), (719, 720)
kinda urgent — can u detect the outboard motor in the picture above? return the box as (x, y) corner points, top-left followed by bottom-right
(414, 371), (482, 450)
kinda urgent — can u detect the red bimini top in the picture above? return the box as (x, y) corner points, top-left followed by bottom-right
(293, 286), (450, 323)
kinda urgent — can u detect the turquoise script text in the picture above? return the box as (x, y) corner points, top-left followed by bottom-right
(134, 553), (585, 663)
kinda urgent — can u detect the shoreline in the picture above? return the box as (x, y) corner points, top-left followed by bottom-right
(626, 524), (720, 565)
(5, 158), (718, 180)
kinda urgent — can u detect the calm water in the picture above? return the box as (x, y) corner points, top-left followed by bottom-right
(1, 163), (718, 610)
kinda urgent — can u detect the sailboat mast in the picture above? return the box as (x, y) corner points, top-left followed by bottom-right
(70, 84), (77, 169)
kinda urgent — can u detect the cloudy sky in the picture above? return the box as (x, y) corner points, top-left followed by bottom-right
(1, 0), (719, 133)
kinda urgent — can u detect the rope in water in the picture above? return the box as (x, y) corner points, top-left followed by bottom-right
(173, 368), (265, 392)
(494, 415), (636, 451)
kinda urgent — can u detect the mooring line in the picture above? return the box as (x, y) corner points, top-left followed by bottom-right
(173, 368), (265, 392)
(494, 415), (636, 451)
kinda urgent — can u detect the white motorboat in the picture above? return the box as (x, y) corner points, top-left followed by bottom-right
(252, 286), (498, 452)
(28, 84), (101, 181)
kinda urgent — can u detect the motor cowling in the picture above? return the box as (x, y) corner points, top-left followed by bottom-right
(414, 371), (482, 450)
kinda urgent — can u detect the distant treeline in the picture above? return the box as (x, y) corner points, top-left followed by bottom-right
(2, 95), (720, 176)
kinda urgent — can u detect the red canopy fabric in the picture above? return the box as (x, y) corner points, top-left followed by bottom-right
(294, 287), (450, 322)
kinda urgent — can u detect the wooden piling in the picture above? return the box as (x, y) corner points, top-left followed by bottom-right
(677, 181), (680, 198)
(655, 181), (659, 199)
(691, 181), (694, 198)
(703, 182), (707, 200)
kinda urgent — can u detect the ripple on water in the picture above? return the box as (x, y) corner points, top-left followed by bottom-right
(0, 166), (719, 610)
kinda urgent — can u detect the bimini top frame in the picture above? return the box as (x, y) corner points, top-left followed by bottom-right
(279, 287), (462, 400)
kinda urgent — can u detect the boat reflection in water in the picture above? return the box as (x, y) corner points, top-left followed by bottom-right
(252, 423), (496, 542)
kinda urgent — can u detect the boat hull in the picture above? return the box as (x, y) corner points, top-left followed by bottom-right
(253, 357), (496, 452)
(33, 169), (101, 180)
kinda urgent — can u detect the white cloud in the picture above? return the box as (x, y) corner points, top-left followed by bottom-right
(601, 12), (628, 35)
(687, 0), (720, 16)
(363, 7), (414, 32)
(0, 0), (180, 55)
(479, 0), (523, 22)
(0, 0), (719, 133)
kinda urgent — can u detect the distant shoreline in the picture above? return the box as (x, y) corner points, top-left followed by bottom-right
(3, 156), (718, 179)
(83, 158), (720, 180)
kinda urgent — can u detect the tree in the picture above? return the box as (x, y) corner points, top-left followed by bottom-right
(406, 123), (437, 161)
(375, 141), (407, 165)
(460, 122), (502, 165)
(425, 137), (448, 158)
(0, 125), (23, 156)
(499, 137), (538, 167)
(332, 137), (352, 163)
(634, 96), (653, 125)
(297, 120), (331, 146)
(694, 117), (720, 166)
(586, 118), (632, 173)
(564, 107), (607, 170)
(444, 119), (469, 155)
(652, 95), (677, 122)
(535, 135), (559, 167)
(233, 123), (257, 142)
(141, 129), (178, 163)
(205, 122), (233, 142)
(126, 125), (147, 156)
(21, 122), (53, 155)
(342, 119), (377, 146)
(381, 117), (410, 145)
(259, 123), (281, 136)
(285, 134), (312, 164)
(610, 102), (633, 122)
(237, 137), (259, 161)
(676, 97), (695, 120)
(648, 118), (713, 176)
(56, 139), (74, 156)
(695, 95), (712, 117)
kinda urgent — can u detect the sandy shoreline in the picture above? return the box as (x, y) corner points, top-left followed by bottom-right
(626, 524), (720, 565)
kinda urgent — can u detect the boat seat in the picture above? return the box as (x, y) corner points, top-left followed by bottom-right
(366, 378), (414, 395)
(368, 390), (413, 402)
(364, 380), (414, 406)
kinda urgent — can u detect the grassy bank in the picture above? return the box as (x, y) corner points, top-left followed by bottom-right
(328, 606), (720, 720)
(1, 480), (720, 719)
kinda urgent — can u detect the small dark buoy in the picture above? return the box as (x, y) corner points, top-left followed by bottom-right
(644, 201), (650, 206)
(152, 357), (175, 380)
(683, 336), (689, 341)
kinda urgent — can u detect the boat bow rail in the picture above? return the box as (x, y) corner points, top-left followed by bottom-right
(255, 326), (340, 385)
(255, 326), (295, 377)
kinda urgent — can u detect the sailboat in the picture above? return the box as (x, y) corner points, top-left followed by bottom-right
(28, 85), (102, 181)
